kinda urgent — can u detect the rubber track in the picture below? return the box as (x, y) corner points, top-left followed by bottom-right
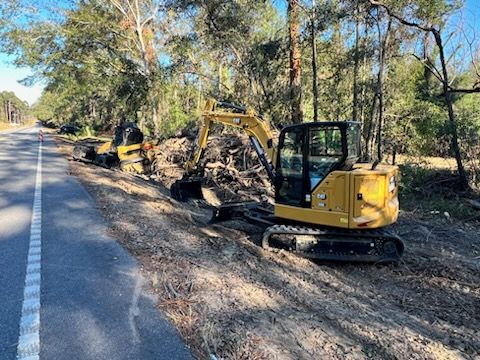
(262, 224), (404, 263)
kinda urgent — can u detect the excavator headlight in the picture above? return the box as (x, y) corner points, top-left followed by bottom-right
(389, 175), (396, 193)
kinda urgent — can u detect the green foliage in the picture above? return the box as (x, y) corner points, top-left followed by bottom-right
(32, 91), (63, 123)
(78, 126), (95, 138)
(161, 102), (191, 140)
(0, 91), (28, 111)
(399, 164), (477, 219)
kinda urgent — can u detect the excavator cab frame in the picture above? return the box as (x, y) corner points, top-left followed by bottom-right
(275, 121), (361, 208)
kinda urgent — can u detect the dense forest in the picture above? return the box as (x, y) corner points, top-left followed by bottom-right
(1, 0), (479, 186)
(0, 91), (30, 122)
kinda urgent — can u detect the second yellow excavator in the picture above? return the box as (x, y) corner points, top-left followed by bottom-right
(171, 99), (404, 262)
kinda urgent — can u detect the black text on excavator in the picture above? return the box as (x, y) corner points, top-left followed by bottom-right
(171, 99), (404, 262)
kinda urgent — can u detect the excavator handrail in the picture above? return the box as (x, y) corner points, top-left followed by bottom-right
(184, 99), (277, 182)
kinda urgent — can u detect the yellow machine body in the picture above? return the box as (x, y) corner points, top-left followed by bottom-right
(173, 99), (404, 261)
(275, 164), (399, 229)
(96, 141), (113, 155)
(117, 143), (145, 173)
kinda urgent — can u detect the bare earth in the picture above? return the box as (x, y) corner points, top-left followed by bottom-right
(54, 136), (480, 360)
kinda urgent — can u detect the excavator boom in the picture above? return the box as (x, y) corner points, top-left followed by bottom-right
(171, 99), (277, 201)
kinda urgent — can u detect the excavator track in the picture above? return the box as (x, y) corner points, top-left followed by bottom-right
(262, 224), (404, 263)
(211, 202), (404, 263)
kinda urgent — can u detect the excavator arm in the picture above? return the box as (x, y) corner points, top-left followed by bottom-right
(185, 99), (277, 182)
(171, 99), (277, 201)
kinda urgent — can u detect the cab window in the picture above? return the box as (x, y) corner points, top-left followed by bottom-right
(308, 127), (343, 190)
(347, 125), (360, 158)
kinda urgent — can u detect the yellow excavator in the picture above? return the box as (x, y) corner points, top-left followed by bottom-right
(171, 99), (404, 262)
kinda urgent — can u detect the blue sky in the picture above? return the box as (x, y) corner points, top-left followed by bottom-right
(0, 53), (44, 105)
(0, 0), (478, 106)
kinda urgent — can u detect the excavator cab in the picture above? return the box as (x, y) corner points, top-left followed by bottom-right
(275, 122), (360, 207)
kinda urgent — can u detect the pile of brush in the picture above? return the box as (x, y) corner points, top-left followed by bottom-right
(152, 126), (274, 202)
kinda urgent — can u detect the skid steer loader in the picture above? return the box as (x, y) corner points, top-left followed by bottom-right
(72, 123), (157, 174)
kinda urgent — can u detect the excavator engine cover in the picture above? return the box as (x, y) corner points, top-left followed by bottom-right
(171, 178), (204, 202)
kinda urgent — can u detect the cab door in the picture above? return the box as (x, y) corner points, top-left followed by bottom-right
(275, 125), (307, 207)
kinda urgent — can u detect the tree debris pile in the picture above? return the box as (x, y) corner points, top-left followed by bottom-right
(152, 126), (274, 203)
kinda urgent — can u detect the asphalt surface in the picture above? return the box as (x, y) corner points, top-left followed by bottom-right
(0, 126), (193, 359)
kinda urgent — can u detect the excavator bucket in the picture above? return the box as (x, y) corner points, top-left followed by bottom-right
(170, 178), (204, 202)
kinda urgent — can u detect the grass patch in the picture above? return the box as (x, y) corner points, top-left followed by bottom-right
(399, 164), (479, 220)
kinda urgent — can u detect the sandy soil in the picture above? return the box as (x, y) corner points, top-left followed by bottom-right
(54, 136), (480, 360)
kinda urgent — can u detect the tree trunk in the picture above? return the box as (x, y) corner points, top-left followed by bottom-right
(352, 0), (360, 122)
(359, 18), (369, 126)
(422, 32), (434, 85)
(288, 0), (303, 124)
(365, 12), (391, 162)
(311, 0), (318, 122)
(367, 0), (469, 186)
(433, 29), (469, 189)
(365, 92), (378, 160)
(197, 79), (203, 112)
(217, 60), (223, 95)
(376, 19), (391, 162)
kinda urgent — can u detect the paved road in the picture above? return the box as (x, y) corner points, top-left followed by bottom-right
(0, 126), (193, 359)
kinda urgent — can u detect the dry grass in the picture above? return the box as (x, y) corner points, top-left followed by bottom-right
(0, 119), (37, 132)
(396, 155), (458, 170)
(0, 122), (17, 131)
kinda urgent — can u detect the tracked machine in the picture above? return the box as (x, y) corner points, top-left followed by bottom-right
(171, 100), (404, 262)
(72, 123), (159, 174)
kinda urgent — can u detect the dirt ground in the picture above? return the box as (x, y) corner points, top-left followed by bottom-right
(54, 135), (480, 360)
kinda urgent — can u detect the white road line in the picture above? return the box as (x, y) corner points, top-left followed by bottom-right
(17, 139), (42, 360)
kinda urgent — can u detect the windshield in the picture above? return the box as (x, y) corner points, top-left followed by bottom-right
(277, 126), (305, 205)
